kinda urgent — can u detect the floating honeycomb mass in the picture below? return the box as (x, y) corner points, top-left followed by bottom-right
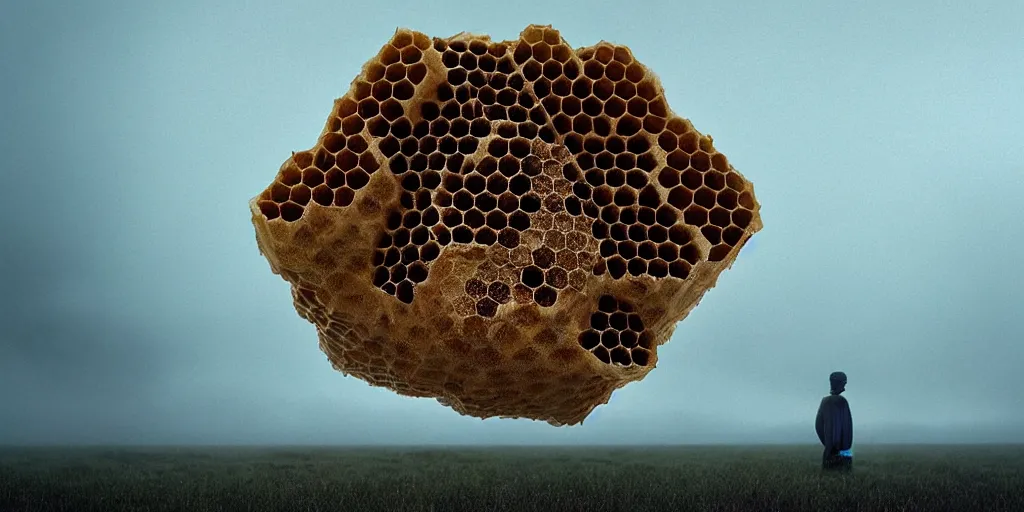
(249, 25), (762, 426)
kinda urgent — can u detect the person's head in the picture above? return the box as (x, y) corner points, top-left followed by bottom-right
(829, 371), (847, 395)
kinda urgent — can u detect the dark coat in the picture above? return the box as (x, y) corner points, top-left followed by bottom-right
(815, 394), (853, 453)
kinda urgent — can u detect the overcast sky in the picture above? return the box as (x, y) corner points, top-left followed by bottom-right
(1, 0), (1022, 445)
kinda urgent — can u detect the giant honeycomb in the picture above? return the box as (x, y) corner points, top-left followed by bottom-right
(249, 25), (762, 426)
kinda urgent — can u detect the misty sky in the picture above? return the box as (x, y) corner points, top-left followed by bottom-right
(1, 0), (1022, 445)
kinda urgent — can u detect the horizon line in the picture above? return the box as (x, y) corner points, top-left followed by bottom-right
(3, 442), (1022, 449)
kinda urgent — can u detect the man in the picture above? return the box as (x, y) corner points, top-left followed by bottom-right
(815, 371), (853, 471)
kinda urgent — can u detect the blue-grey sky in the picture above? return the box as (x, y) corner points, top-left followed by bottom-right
(1, 0), (1022, 445)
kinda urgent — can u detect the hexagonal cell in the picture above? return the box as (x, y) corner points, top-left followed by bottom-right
(606, 255), (627, 279)
(619, 329), (640, 348)
(565, 232), (588, 253)
(636, 153), (657, 173)
(655, 241), (679, 261)
(599, 330), (618, 350)
(384, 62), (407, 82)
(532, 42), (554, 63)
(604, 59), (626, 81)
(438, 135), (459, 155)
(657, 131), (678, 152)
(722, 170), (745, 192)
(519, 265), (544, 288)
(703, 170), (726, 192)
(441, 208), (464, 228)
(609, 346), (632, 365)
(288, 184), (312, 206)
(452, 190), (474, 211)
(475, 193), (497, 212)
(607, 312), (627, 331)
(333, 187), (354, 207)
(508, 211), (531, 231)
(730, 208), (753, 230)
(475, 226), (497, 245)
(677, 132), (700, 155)
(520, 156), (542, 177)
(614, 188), (636, 207)
(483, 281), (510, 304)
(636, 241), (657, 260)
(496, 192), (520, 214)
(506, 138), (530, 159)
(690, 151), (712, 172)
(430, 223), (452, 244)
(667, 186), (693, 211)
(392, 79), (415, 101)
(380, 99), (404, 121)
(604, 97), (626, 117)
(542, 192), (564, 213)
(533, 285), (558, 307)
(630, 347), (651, 366)
(626, 97), (647, 117)
(708, 207), (732, 229)
(551, 249), (577, 271)
(590, 185), (613, 207)
(635, 80), (658, 101)
(716, 223), (741, 245)
(599, 239), (617, 259)
(668, 260), (691, 279)
(381, 246), (401, 267)
(578, 330), (601, 350)
(714, 188), (740, 211)
(479, 209), (506, 230)
(592, 294), (615, 313)
(654, 205), (678, 227)
(593, 78), (615, 101)
(531, 247), (556, 269)
(301, 166), (325, 188)
(475, 296), (499, 317)
(534, 229), (564, 250)
(683, 205), (708, 226)
(519, 193), (542, 213)
(401, 244), (420, 265)
(464, 208), (485, 229)
(645, 258), (668, 278)
(626, 258), (647, 276)
(599, 205), (620, 225)
(545, 267), (568, 289)
(389, 263), (409, 284)
(258, 201), (280, 220)
(407, 63), (427, 85)
(694, 187), (717, 210)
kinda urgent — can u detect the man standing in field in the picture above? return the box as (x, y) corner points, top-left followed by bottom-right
(815, 371), (853, 471)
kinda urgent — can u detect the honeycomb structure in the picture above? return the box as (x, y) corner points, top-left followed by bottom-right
(250, 25), (762, 426)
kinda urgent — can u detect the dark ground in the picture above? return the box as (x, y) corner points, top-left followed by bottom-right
(1, 444), (1021, 512)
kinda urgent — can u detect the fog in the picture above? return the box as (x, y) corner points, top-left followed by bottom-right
(1, 0), (1021, 445)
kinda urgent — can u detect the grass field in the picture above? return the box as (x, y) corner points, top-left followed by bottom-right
(1, 444), (1021, 511)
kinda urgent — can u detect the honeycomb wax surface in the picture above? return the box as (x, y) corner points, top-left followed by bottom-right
(249, 25), (762, 426)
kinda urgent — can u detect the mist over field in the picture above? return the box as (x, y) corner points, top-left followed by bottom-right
(2, 0), (1022, 446)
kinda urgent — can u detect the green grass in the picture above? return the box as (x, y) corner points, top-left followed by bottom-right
(1, 445), (1021, 511)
